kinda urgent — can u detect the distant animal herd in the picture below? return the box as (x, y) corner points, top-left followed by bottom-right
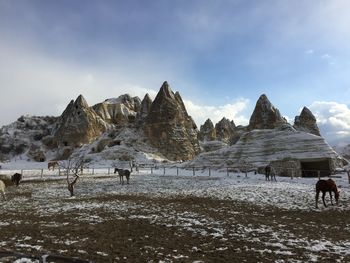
(0, 164), (344, 209)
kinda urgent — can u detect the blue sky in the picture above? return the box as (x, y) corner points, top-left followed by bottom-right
(1, 0), (350, 147)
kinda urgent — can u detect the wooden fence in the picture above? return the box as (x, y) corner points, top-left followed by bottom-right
(1, 164), (342, 181)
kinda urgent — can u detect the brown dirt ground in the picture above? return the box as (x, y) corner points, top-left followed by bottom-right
(1, 191), (350, 263)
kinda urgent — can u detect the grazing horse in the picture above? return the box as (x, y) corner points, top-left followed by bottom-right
(315, 179), (339, 208)
(0, 180), (6, 200)
(265, 165), (276, 181)
(48, 161), (59, 171)
(114, 168), (131, 184)
(11, 173), (22, 186)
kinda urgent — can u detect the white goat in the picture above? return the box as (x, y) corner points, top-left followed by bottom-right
(0, 180), (6, 200)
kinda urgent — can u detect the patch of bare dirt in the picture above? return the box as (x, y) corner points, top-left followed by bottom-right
(1, 192), (350, 262)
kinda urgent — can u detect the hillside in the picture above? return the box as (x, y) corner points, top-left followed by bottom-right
(0, 82), (347, 175)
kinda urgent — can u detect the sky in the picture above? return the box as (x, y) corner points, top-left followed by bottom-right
(0, 0), (350, 147)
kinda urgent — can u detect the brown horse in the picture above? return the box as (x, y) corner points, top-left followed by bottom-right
(48, 161), (59, 171)
(11, 173), (22, 186)
(315, 179), (339, 208)
(114, 168), (131, 184)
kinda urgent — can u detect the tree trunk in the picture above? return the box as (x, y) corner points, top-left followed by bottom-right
(67, 175), (79, 197)
(68, 183), (74, 197)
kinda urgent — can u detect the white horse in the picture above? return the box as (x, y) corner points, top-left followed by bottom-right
(0, 180), (6, 200)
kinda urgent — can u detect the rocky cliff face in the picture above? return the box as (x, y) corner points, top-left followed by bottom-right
(199, 119), (216, 141)
(293, 107), (321, 136)
(0, 115), (57, 161)
(248, 94), (287, 130)
(93, 95), (141, 124)
(137, 94), (153, 121)
(53, 95), (109, 147)
(215, 118), (237, 144)
(144, 81), (200, 161)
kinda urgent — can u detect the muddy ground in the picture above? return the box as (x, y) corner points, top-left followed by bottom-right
(1, 185), (350, 263)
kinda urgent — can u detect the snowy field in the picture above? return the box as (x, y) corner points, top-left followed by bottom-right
(1, 165), (350, 211)
(1, 166), (350, 262)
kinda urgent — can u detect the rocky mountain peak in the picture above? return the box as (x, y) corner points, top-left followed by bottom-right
(248, 94), (287, 130)
(53, 95), (109, 149)
(137, 94), (153, 120)
(199, 119), (216, 141)
(144, 82), (200, 161)
(215, 117), (237, 144)
(157, 81), (175, 100)
(92, 94), (141, 124)
(294, 106), (321, 136)
(74, 94), (89, 108)
(300, 107), (316, 121)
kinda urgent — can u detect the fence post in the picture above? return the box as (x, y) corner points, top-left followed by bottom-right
(193, 167), (195, 176)
(227, 167), (229, 177)
(108, 168), (110, 175)
(291, 170), (294, 180)
(58, 168), (61, 176)
(21, 169), (23, 175)
(92, 168), (95, 175)
(318, 170), (320, 180)
(163, 167), (165, 175)
(209, 167), (211, 176)
(151, 167), (153, 174)
(41, 169), (43, 178)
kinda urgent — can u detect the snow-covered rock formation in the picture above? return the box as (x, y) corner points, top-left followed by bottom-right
(293, 106), (321, 136)
(144, 81), (200, 161)
(53, 95), (110, 147)
(189, 124), (344, 176)
(93, 94), (141, 124)
(248, 94), (287, 130)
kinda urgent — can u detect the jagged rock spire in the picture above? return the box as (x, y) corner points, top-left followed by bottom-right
(215, 117), (237, 144)
(144, 81), (200, 161)
(199, 119), (216, 141)
(294, 106), (321, 136)
(137, 93), (153, 120)
(53, 95), (108, 149)
(74, 94), (89, 108)
(248, 94), (287, 130)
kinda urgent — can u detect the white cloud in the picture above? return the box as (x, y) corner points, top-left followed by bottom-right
(305, 49), (314, 55)
(308, 101), (350, 147)
(321, 54), (331, 59)
(0, 41), (179, 126)
(183, 98), (250, 127)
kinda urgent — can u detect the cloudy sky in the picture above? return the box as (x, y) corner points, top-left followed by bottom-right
(1, 0), (350, 147)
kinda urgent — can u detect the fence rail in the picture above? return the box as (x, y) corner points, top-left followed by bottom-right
(0, 165), (344, 181)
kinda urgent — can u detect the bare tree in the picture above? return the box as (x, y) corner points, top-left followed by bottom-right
(59, 157), (84, 197)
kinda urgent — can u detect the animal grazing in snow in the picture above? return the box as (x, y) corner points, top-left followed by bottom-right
(315, 179), (339, 208)
(11, 173), (22, 186)
(48, 161), (59, 171)
(0, 180), (6, 200)
(114, 168), (131, 184)
(265, 165), (276, 181)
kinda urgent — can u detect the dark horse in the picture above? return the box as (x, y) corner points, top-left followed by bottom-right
(315, 179), (339, 208)
(265, 165), (276, 181)
(11, 173), (22, 186)
(114, 168), (131, 184)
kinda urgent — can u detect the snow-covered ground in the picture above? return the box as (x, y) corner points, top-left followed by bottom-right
(1, 166), (350, 262)
(1, 165), (350, 210)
